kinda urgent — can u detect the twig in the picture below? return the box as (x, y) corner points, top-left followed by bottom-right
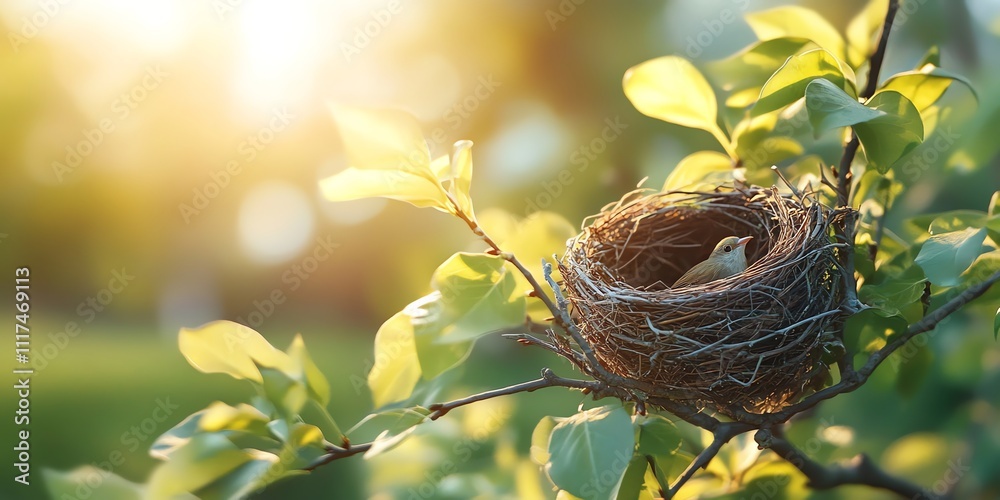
(759, 428), (937, 499)
(448, 196), (563, 320)
(668, 423), (747, 496)
(305, 369), (626, 471)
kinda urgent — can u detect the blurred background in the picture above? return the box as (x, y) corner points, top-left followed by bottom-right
(2, 0), (999, 498)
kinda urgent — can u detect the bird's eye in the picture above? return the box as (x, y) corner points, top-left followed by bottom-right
(724, 245), (732, 252)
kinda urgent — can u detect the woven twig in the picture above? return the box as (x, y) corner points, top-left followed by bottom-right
(560, 186), (843, 413)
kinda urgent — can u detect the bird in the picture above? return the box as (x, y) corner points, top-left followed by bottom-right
(672, 236), (753, 288)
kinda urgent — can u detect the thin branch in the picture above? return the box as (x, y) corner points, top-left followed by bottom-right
(448, 196), (563, 319)
(668, 423), (747, 497)
(427, 368), (620, 419)
(759, 428), (937, 499)
(862, 0), (900, 100)
(305, 369), (626, 471)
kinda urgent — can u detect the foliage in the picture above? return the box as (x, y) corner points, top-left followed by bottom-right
(46, 2), (1000, 499)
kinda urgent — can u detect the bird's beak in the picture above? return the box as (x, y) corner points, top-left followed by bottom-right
(737, 236), (753, 247)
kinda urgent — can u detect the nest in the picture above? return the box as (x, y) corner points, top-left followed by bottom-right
(561, 187), (844, 414)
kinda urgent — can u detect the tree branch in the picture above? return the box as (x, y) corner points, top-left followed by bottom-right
(759, 428), (937, 499)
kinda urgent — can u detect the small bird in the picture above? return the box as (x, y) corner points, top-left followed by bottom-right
(672, 236), (753, 288)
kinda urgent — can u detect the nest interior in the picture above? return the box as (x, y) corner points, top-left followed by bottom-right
(561, 187), (843, 414)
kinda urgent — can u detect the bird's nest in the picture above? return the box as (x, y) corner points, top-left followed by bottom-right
(560, 186), (845, 414)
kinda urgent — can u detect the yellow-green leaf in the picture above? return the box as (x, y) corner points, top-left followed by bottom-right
(845, 0), (888, 67)
(178, 321), (291, 383)
(448, 140), (476, 219)
(879, 64), (978, 112)
(412, 253), (527, 378)
(319, 167), (451, 212)
(367, 312), (421, 408)
(148, 433), (274, 499)
(663, 151), (734, 191)
(45, 467), (145, 500)
(707, 37), (816, 93)
(754, 49), (852, 116)
(623, 56), (729, 153)
(329, 105), (433, 175)
(745, 6), (846, 62)
(286, 334), (331, 406)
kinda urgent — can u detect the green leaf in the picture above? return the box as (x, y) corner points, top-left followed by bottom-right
(707, 37), (816, 94)
(531, 416), (559, 465)
(859, 266), (926, 317)
(260, 365), (309, 417)
(178, 321), (291, 383)
(855, 91), (924, 174)
(731, 113), (804, 170)
(804, 78), (884, 135)
(322, 106), (452, 212)
(267, 423), (327, 475)
(285, 334), (331, 407)
(446, 140), (476, 219)
(346, 406), (431, 458)
(615, 454), (649, 500)
(915, 227), (989, 286)
(754, 49), (852, 116)
(45, 467), (146, 500)
(745, 6), (846, 62)
(151, 410), (206, 460)
(414, 252), (526, 379)
(663, 151), (734, 192)
(844, 309), (906, 354)
(623, 56), (730, 154)
(199, 402), (271, 435)
(928, 211), (988, 235)
(367, 311), (421, 407)
(880, 65), (978, 112)
(429, 253), (526, 344)
(546, 405), (636, 499)
(636, 414), (683, 457)
(845, 0), (888, 67)
(148, 433), (275, 500)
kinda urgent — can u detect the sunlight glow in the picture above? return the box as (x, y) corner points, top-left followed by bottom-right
(238, 182), (315, 264)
